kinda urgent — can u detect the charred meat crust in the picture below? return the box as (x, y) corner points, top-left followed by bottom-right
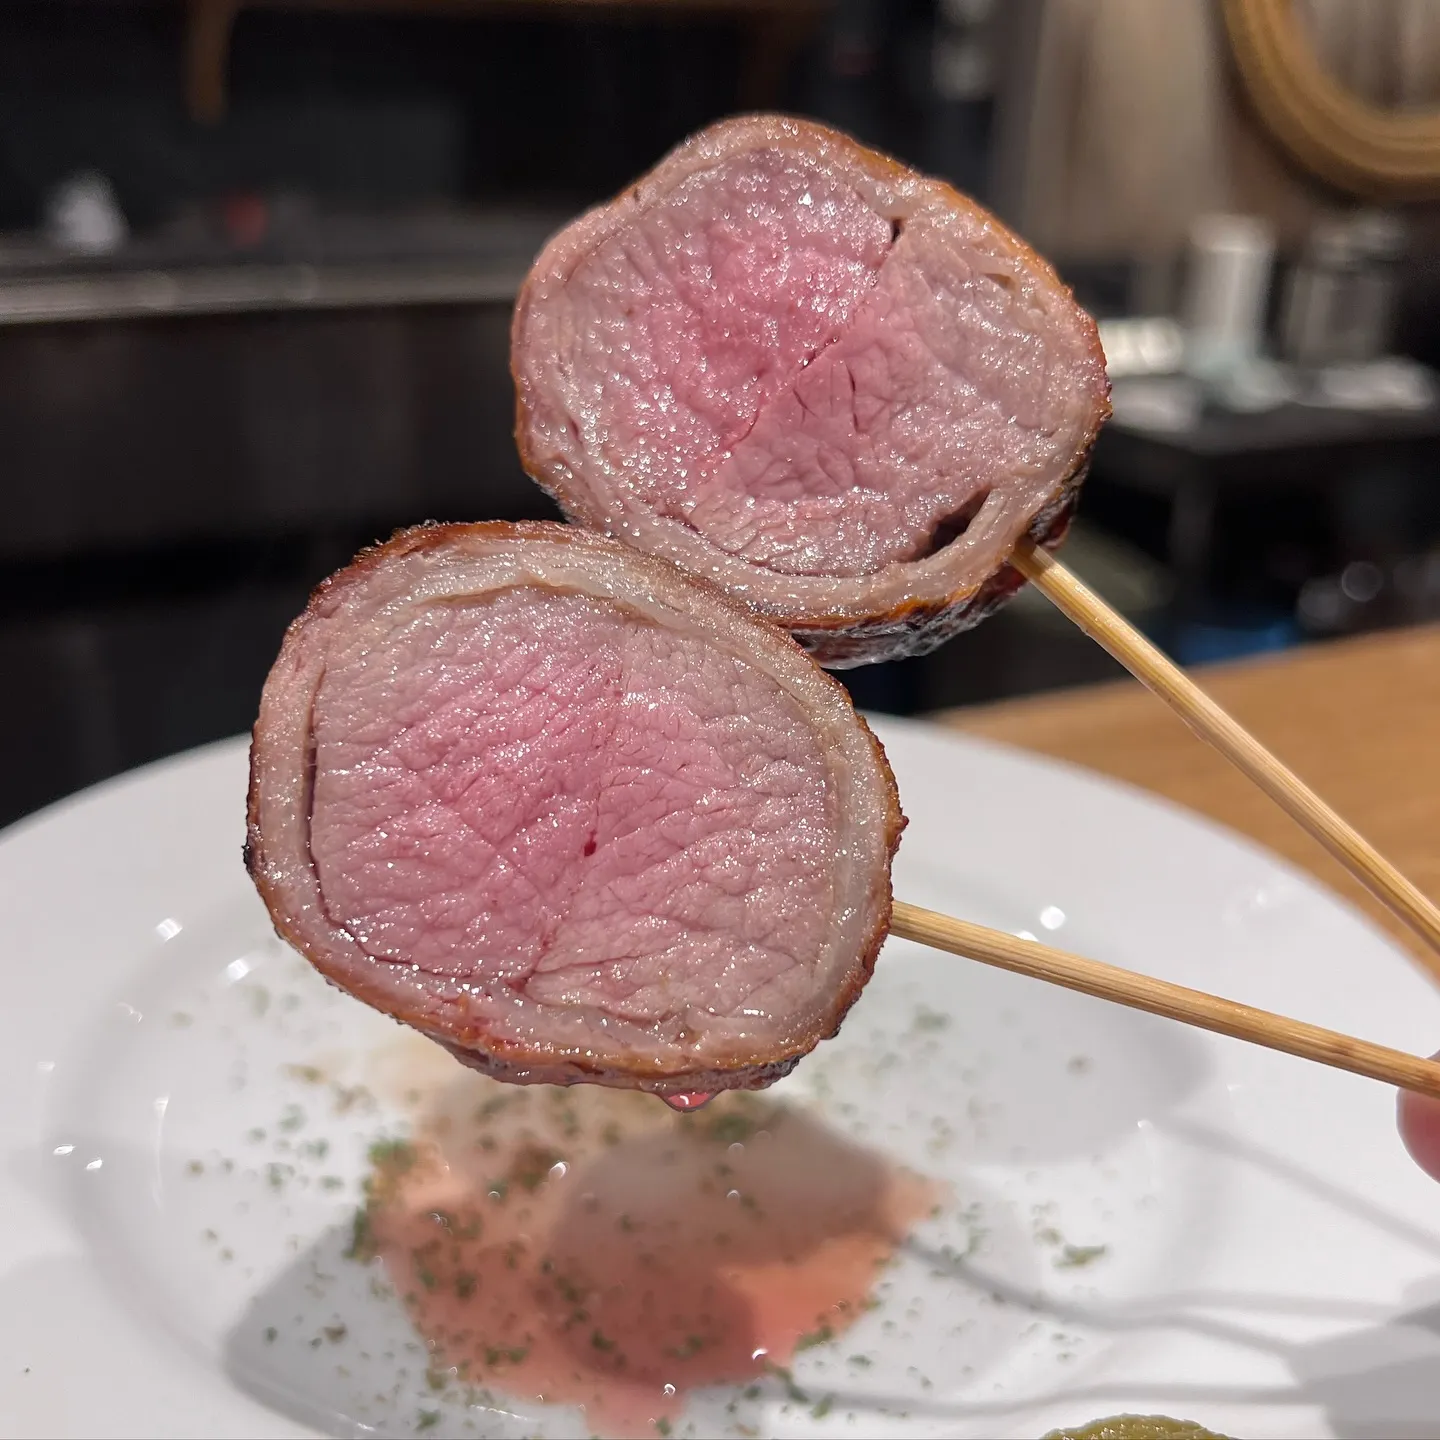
(246, 521), (905, 1095)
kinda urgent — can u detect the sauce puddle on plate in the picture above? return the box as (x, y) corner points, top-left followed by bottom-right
(351, 1079), (939, 1436)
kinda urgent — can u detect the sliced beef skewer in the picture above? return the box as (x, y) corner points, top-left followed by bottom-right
(247, 522), (903, 1097)
(512, 113), (1111, 667)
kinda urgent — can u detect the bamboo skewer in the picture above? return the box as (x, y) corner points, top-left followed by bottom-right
(888, 900), (1440, 1101)
(1011, 539), (1440, 979)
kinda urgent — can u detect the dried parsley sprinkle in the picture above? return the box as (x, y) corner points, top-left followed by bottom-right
(811, 1396), (834, 1420)
(264, 1327), (278, 1344)
(323, 1325), (347, 1343)
(416, 1410), (440, 1432)
(285, 1064), (325, 1084)
(368, 1137), (416, 1172)
(703, 1111), (759, 1145)
(1056, 1243), (1108, 1269)
(764, 1363), (809, 1404)
(591, 1330), (617, 1353)
(654, 1421), (672, 1437)
(332, 1083), (375, 1115)
(795, 1324), (834, 1351)
(279, 1104), (306, 1133)
(509, 1142), (563, 1192)
(483, 1346), (528, 1366)
(345, 1206), (375, 1262)
(186, 1160), (204, 1176)
(455, 1272), (477, 1299)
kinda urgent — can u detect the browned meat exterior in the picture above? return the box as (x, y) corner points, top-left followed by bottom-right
(512, 114), (1111, 667)
(246, 522), (903, 1096)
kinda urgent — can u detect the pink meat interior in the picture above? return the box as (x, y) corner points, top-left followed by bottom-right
(308, 587), (840, 1023)
(563, 148), (1086, 578)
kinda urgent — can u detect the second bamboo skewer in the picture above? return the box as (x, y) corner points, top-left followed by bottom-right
(1012, 539), (1440, 979)
(888, 900), (1440, 1101)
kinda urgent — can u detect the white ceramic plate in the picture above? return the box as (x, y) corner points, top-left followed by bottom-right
(4, 718), (1440, 1440)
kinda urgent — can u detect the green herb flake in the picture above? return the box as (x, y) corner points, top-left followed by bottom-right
(910, 1006), (949, 1033)
(417, 1410), (440, 1432)
(368, 1137), (417, 1173)
(703, 1111), (759, 1145)
(332, 1083), (376, 1115)
(764, 1363), (809, 1404)
(795, 1323), (834, 1351)
(1055, 1243), (1108, 1270)
(345, 1205), (375, 1262)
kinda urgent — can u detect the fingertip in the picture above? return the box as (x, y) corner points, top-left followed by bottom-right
(1399, 1052), (1440, 1183)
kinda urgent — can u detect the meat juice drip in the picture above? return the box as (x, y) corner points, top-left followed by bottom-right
(356, 1079), (940, 1438)
(660, 1091), (713, 1111)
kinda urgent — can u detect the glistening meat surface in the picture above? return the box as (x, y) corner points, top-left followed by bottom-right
(513, 114), (1111, 665)
(247, 523), (902, 1094)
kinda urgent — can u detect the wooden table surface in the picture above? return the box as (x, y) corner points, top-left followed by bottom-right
(940, 623), (1440, 963)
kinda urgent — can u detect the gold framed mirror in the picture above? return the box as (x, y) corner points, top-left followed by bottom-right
(1222, 0), (1440, 195)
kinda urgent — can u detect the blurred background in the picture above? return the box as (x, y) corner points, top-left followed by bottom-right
(3, 0), (1440, 826)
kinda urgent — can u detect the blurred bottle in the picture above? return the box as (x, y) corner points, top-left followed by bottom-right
(1182, 213), (1275, 379)
(1281, 211), (1405, 368)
